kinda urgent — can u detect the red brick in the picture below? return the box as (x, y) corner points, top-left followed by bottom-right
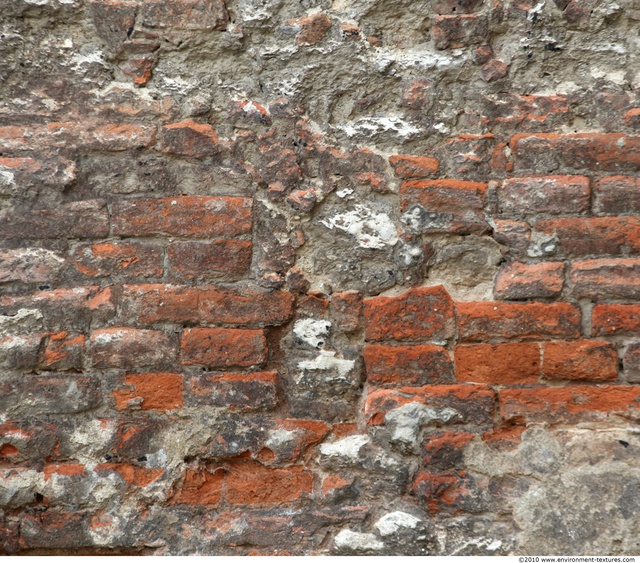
(457, 302), (581, 342)
(159, 120), (220, 157)
(0, 375), (101, 416)
(185, 371), (277, 411)
(0, 333), (44, 370)
(171, 466), (224, 505)
(481, 425), (526, 451)
(494, 261), (565, 300)
(364, 384), (495, 426)
(167, 240), (252, 281)
(89, 328), (175, 369)
(112, 196), (252, 238)
(482, 94), (569, 129)
(0, 248), (65, 284)
(401, 179), (489, 234)
(511, 133), (640, 172)
(493, 219), (531, 255)
(569, 259), (640, 299)
(71, 241), (164, 278)
(499, 386), (640, 423)
(264, 419), (330, 463)
(433, 14), (488, 49)
(140, 0), (228, 30)
(322, 474), (353, 497)
(389, 155), (439, 178)
(0, 286), (114, 331)
(364, 285), (456, 342)
(181, 328), (267, 368)
(0, 123), (157, 152)
(0, 155), (75, 190)
(39, 331), (85, 371)
(112, 372), (183, 410)
(592, 304), (640, 336)
(536, 217), (640, 258)
(118, 284), (294, 327)
(422, 431), (476, 470)
(623, 343), (640, 383)
(594, 176), (640, 215)
(19, 510), (92, 550)
(0, 200), (109, 239)
(226, 461), (312, 505)
(291, 13), (332, 45)
(541, 340), (619, 381)
(364, 344), (454, 386)
(498, 176), (590, 215)
(455, 342), (540, 384)
(0, 420), (59, 465)
(331, 291), (363, 332)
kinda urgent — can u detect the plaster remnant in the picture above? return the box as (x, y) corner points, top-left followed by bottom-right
(321, 205), (399, 249)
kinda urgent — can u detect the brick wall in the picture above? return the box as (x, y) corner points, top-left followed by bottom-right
(1, 0), (640, 555)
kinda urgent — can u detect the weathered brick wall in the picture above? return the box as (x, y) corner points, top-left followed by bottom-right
(1, 0), (640, 555)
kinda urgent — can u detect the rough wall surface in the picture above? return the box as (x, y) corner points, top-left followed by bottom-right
(1, 0), (640, 555)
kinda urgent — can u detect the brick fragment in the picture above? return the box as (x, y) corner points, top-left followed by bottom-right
(89, 328), (175, 369)
(511, 133), (640, 173)
(168, 240), (252, 281)
(455, 342), (540, 384)
(171, 467), (224, 505)
(112, 373), (183, 410)
(494, 261), (565, 300)
(71, 241), (164, 278)
(498, 176), (590, 215)
(536, 218), (640, 258)
(401, 179), (489, 235)
(457, 302), (581, 341)
(186, 372), (277, 411)
(364, 286), (456, 342)
(364, 344), (454, 386)
(112, 196), (252, 238)
(482, 59), (509, 82)
(389, 155), (439, 178)
(181, 328), (267, 368)
(0, 200), (109, 239)
(592, 304), (640, 336)
(594, 176), (640, 215)
(364, 384), (495, 426)
(412, 471), (486, 514)
(541, 340), (619, 381)
(569, 259), (640, 299)
(499, 386), (640, 423)
(493, 220), (531, 255)
(433, 14), (489, 49)
(95, 463), (163, 488)
(226, 461), (313, 505)
(292, 13), (332, 45)
(159, 120), (219, 157)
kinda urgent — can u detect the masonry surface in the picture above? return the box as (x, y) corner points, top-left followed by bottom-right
(1, 0), (640, 555)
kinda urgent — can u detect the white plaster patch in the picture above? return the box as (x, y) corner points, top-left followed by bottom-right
(293, 318), (331, 348)
(70, 419), (117, 464)
(298, 349), (355, 378)
(334, 530), (385, 552)
(321, 205), (398, 249)
(337, 117), (420, 139)
(320, 435), (370, 460)
(266, 427), (299, 450)
(374, 511), (422, 537)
